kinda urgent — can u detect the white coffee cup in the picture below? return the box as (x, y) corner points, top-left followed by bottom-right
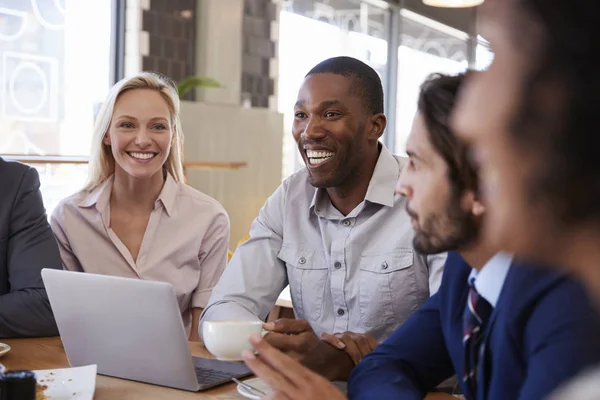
(202, 320), (265, 361)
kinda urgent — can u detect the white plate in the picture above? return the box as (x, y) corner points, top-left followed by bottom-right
(33, 364), (97, 400)
(236, 377), (273, 399)
(0, 343), (10, 358)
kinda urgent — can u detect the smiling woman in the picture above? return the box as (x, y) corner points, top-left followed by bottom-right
(99, 89), (177, 185)
(49, 72), (231, 341)
(84, 73), (185, 191)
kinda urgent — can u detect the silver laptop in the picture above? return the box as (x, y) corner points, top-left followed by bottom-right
(41, 269), (251, 391)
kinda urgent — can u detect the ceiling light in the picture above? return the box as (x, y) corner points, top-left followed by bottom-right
(423, 0), (484, 8)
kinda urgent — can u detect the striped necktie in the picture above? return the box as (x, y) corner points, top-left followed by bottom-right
(462, 278), (493, 397)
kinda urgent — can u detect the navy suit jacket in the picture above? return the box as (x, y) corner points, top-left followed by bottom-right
(348, 251), (600, 400)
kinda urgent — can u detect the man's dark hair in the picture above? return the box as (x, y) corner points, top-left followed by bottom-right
(418, 73), (477, 196)
(509, 0), (600, 225)
(306, 56), (384, 115)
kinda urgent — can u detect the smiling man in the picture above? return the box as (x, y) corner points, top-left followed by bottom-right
(201, 56), (445, 380)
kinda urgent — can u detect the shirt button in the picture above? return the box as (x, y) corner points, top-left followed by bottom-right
(381, 261), (388, 270)
(337, 308), (345, 316)
(334, 261), (342, 269)
(298, 257), (306, 265)
(342, 219), (351, 227)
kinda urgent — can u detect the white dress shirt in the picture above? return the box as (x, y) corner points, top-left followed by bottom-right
(469, 252), (513, 308)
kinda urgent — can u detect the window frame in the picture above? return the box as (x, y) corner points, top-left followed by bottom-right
(4, 0), (125, 164)
(381, 1), (479, 151)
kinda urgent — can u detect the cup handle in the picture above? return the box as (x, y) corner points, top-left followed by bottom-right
(247, 330), (270, 357)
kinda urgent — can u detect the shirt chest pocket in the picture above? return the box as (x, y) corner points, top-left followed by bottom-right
(358, 249), (418, 328)
(278, 245), (329, 325)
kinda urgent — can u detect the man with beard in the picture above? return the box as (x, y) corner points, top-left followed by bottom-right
(240, 73), (600, 400)
(201, 56), (446, 380)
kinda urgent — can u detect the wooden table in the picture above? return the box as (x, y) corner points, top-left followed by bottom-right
(1, 337), (242, 399)
(0, 337), (456, 399)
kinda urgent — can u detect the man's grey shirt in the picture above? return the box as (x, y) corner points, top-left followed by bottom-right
(201, 145), (446, 341)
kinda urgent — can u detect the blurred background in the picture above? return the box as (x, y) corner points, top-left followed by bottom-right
(0, 0), (492, 249)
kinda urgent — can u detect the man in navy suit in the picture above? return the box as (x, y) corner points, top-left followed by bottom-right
(0, 157), (61, 337)
(344, 74), (600, 399)
(240, 73), (600, 400)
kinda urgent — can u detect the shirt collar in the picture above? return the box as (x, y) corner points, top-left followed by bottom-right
(78, 173), (178, 217)
(309, 143), (399, 214)
(468, 252), (513, 308)
(157, 173), (178, 217)
(79, 175), (113, 212)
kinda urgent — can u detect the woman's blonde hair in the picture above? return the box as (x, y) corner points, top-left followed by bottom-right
(83, 71), (185, 191)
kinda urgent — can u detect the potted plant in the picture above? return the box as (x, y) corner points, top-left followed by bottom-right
(176, 76), (221, 99)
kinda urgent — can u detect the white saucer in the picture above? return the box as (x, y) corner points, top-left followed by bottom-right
(0, 343), (10, 358)
(236, 377), (273, 399)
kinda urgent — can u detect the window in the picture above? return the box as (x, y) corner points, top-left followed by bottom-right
(278, 0), (390, 178)
(395, 10), (468, 155)
(0, 0), (115, 215)
(476, 36), (494, 71)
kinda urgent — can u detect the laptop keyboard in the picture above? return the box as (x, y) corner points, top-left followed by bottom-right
(195, 366), (236, 385)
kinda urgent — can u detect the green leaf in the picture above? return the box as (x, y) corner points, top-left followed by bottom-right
(177, 76), (222, 98)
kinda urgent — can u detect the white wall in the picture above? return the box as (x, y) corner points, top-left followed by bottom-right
(180, 101), (283, 250)
(194, 0), (244, 105)
(177, 0), (284, 250)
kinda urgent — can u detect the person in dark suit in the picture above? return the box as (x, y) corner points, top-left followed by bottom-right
(451, 2), (600, 399)
(238, 73), (600, 400)
(0, 157), (61, 337)
(347, 249), (600, 400)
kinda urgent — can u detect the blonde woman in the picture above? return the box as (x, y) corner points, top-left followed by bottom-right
(51, 72), (230, 341)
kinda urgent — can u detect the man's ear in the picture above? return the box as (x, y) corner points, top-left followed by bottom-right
(368, 113), (387, 141)
(472, 200), (486, 217)
(462, 191), (486, 217)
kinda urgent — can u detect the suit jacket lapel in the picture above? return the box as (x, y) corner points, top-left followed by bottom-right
(473, 261), (565, 400)
(477, 308), (499, 400)
(454, 267), (472, 399)
(476, 260), (512, 400)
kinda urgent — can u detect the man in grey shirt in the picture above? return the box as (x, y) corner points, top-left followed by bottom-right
(0, 157), (61, 337)
(201, 57), (445, 380)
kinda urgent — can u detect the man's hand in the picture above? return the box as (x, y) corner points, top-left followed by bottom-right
(243, 333), (347, 400)
(321, 331), (379, 365)
(263, 318), (355, 381)
(263, 319), (321, 362)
